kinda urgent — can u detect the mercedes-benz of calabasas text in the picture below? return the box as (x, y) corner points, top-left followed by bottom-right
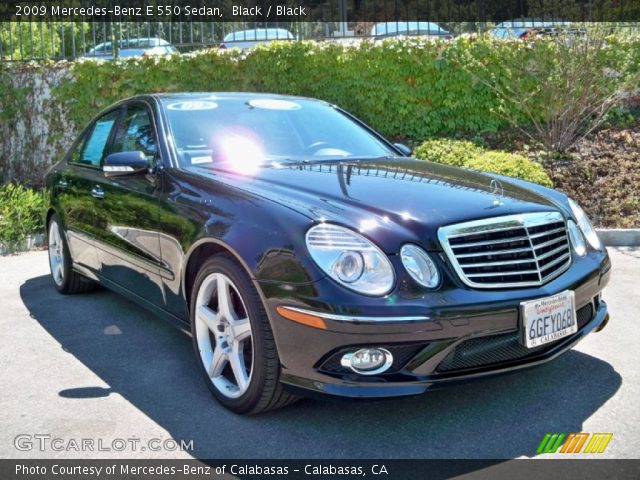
(44, 93), (611, 414)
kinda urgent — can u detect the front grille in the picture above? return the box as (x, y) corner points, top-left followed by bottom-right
(436, 303), (594, 373)
(438, 212), (572, 288)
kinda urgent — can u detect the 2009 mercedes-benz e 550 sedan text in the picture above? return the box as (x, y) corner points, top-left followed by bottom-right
(45, 93), (611, 414)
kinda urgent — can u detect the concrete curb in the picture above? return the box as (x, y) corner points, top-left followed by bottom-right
(597, 229), (640, 247)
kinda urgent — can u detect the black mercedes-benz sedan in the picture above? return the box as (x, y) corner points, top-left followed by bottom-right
(44, 93), (611, 414)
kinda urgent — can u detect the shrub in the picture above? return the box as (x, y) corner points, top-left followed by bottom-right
(413, 139), (484, 166)
(457, 29), (640, 152)
(2, 34), (639, 186)
(414, 138), (553, 186)
(0, 183), (45, 252)
(464, 151), (553, 187)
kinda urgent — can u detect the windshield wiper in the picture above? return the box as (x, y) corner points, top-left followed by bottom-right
(276, 155), (395, 165)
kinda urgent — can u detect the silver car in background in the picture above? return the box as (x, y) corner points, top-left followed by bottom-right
(84, 37), (178, 59)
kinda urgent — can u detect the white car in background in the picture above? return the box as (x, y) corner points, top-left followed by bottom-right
(219, 28), (295, 50)
(370, 21), (452, 39)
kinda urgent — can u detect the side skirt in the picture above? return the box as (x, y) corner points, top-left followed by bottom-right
(75, 265), (192, 336)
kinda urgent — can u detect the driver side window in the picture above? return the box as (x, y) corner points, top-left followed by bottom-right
(73, 110), (119, 167)
(111, 104), (158, 165)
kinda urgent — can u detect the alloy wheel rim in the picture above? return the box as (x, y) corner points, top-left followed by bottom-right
(194, 273), (254, 399)
(48, 221), (64, 286)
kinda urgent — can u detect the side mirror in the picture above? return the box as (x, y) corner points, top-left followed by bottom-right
(394, 143), (412, 157)
(103, 151), (149, 177)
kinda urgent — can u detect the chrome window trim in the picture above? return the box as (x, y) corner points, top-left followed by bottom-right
(438, 211), (572, 289)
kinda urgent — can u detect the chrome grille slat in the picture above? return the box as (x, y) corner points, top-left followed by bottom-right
(466, 269), (540, 278)
(539, 252), (571, 272)
(438, 212), (572, 289)
(447, 225), (527, 238)
(449, 235), (530, 249)
(455, 247), (533, 258)
(531, 235), (567, 250)
(529, 226), (566, 239)
(460, 258), (537, 268)
(536, 243), (570, 261)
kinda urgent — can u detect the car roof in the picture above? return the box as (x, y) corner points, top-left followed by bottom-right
(143, 92), (328, 105)
(109, 92), (330, 107)
(97, 93), (330, 118)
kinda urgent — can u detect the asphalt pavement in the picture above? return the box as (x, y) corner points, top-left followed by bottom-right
(1, 248), (638, 459)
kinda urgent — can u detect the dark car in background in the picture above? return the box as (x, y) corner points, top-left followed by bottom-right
(84, 37), (178, 59)
(44, 93), (611, 414)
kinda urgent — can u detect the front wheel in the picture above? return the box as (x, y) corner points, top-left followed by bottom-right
(48, 214), (96, 294)
(190, 254), (297, 414)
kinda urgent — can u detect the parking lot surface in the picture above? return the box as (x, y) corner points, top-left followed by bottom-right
(1, 248), (638, 459)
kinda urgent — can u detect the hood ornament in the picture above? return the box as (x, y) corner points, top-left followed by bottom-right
(489, 179), (504, 207)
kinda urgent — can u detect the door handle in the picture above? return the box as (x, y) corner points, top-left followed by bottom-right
(90, 186), (105, 200)
(57, 179), (68, 190)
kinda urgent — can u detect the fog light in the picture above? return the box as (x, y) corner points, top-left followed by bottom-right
(340, 348), (393, 375)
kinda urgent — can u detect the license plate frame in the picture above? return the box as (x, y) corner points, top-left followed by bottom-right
(520, 290), (577, 349)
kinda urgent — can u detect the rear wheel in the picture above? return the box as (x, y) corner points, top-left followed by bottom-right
(48, 214), (96, 294)
(190, 254), (297, 414)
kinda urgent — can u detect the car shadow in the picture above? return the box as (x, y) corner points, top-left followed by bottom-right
(20, 274), (621, 460)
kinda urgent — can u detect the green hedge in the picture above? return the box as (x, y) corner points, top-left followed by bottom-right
(1, 34), (638, 186)
(414, 138), (553, 186)
(57, 35), (639, 141)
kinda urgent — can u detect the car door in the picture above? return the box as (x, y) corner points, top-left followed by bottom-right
(56, 109), (121, 274)
(93, 101), (166, 307)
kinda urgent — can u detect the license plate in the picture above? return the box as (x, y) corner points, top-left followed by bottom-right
(520, 290), (577, 349)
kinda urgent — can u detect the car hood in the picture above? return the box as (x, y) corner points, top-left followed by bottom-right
(193, 157), (563, 252)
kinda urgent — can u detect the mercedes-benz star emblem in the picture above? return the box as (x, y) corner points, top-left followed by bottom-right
(490, 179), (504, 207)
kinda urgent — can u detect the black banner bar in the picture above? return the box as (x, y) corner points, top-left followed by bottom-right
(1, 0), (640, 22)
(1, 459), (640, 480)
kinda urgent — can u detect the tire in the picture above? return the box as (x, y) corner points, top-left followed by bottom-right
(48, 214), (96, 295)
(190, 254), (298, 414)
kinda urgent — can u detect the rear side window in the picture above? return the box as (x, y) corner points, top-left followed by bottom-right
(111, 104), (158, 163)
(76, 110), (119, 167)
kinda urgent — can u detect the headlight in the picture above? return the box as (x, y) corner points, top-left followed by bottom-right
(305, 224), (395, 296)
(568, 198), (603, 251)
(567, 220), (586, 257)
(400, 244), (440, 288)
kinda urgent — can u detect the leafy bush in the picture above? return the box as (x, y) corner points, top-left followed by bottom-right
(413, 139), (484, 166)
(464, 151), (553, 187)
(457, 30), (640, 152)
(2, 34), (639, 186)
(0, 183), (45, 252)
(414, 138), (553, 186)
(57, 38), (508, 141)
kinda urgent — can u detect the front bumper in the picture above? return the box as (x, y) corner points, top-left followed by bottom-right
(260, 250), (611, 399)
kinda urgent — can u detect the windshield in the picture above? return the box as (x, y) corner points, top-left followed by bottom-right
(163, 97), (396, 171)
